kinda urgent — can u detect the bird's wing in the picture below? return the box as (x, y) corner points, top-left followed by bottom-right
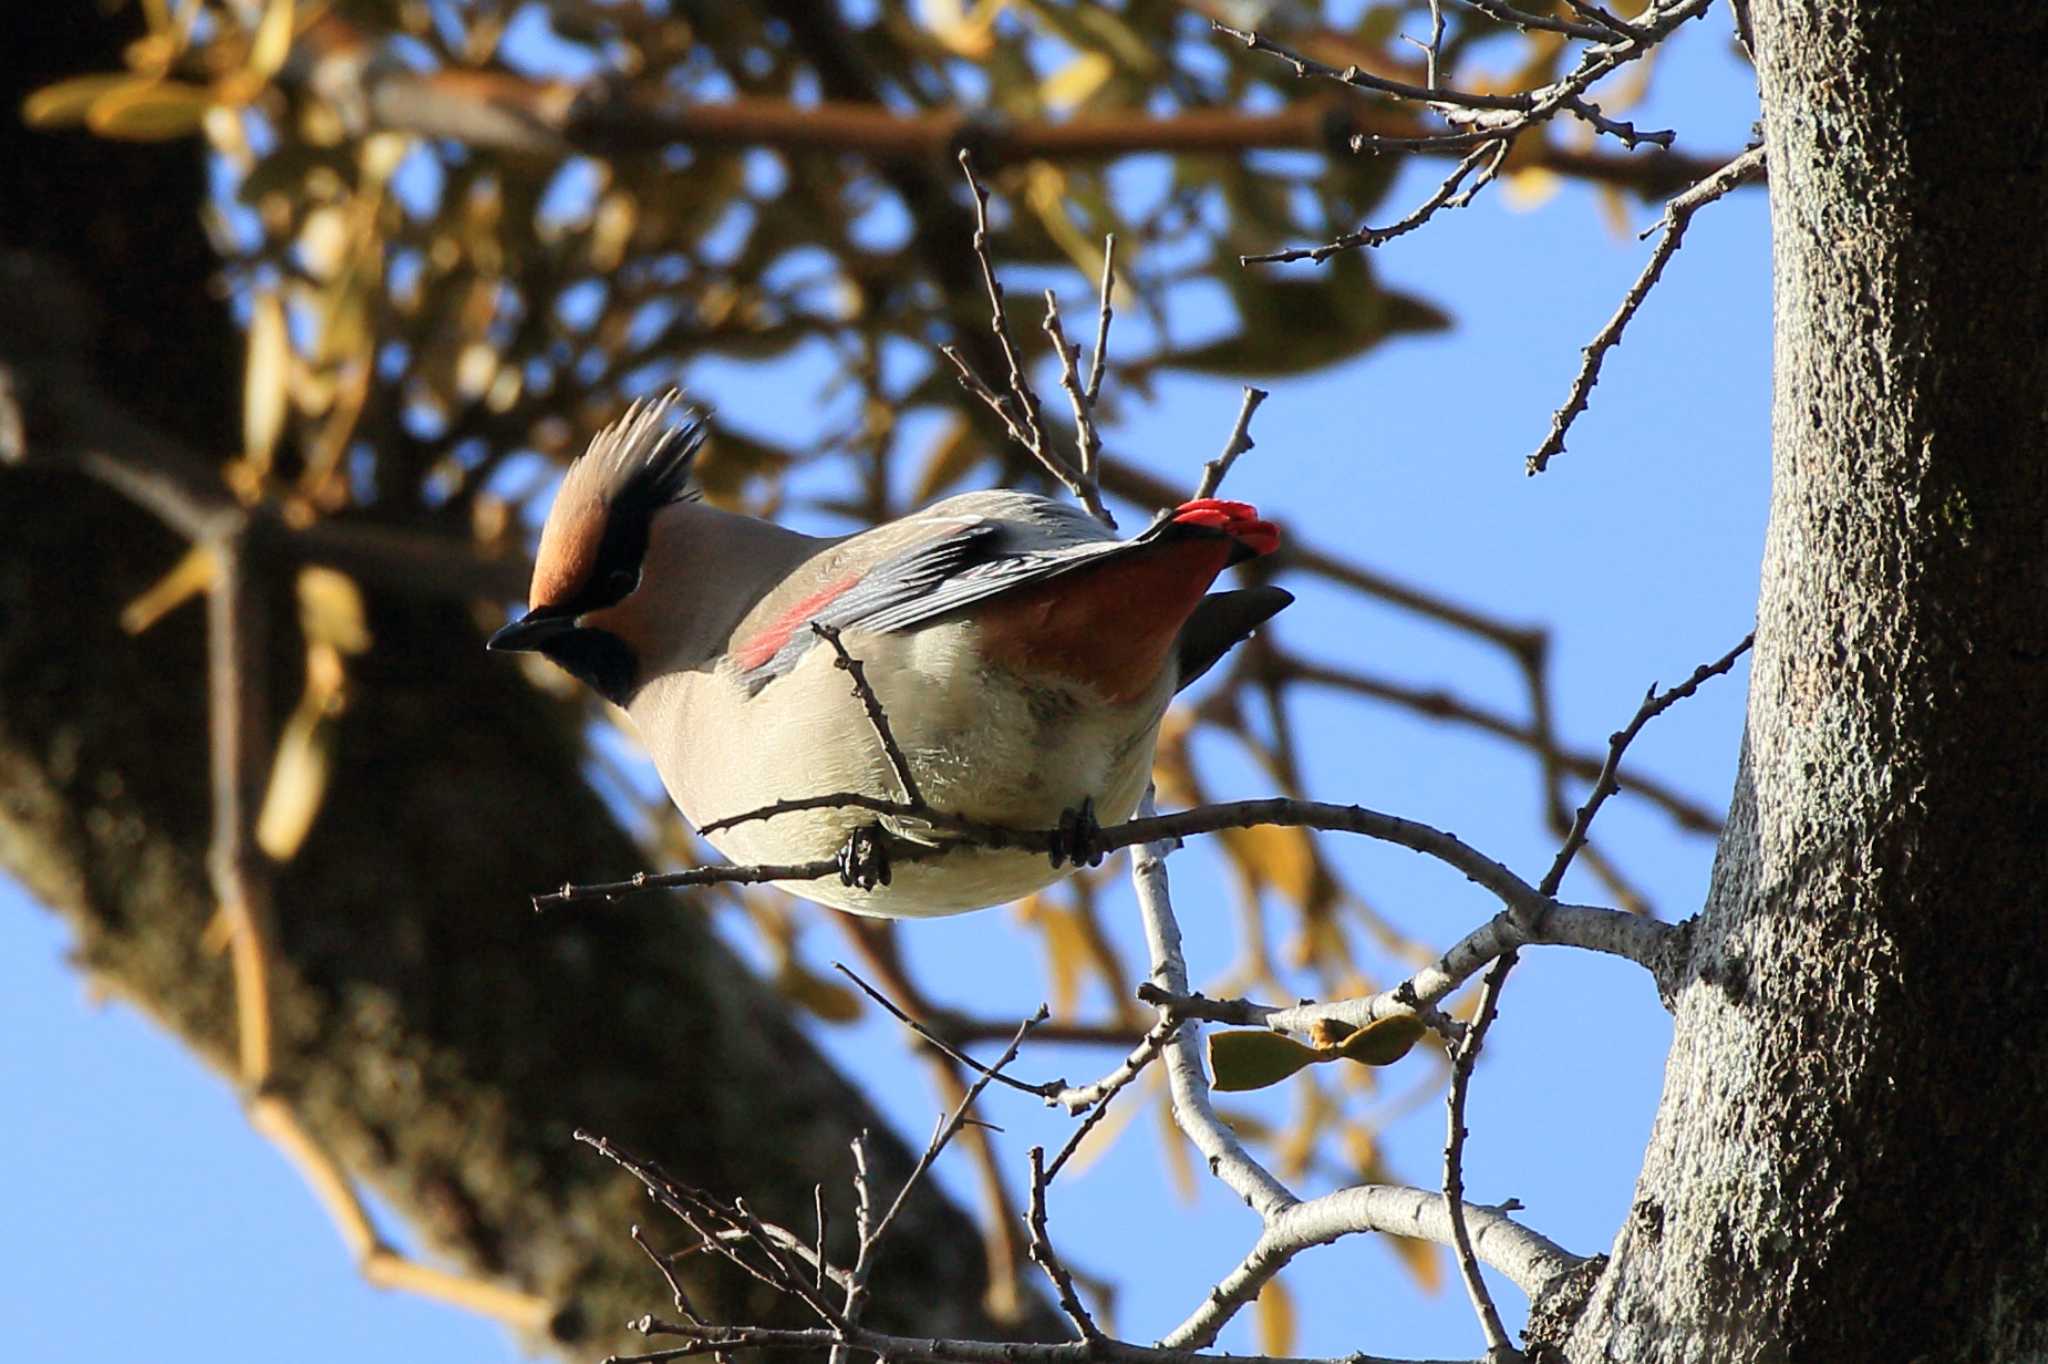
(731, 496), (1146, 689)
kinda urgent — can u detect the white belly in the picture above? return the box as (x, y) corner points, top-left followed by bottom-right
(627, 620), (1170, 916)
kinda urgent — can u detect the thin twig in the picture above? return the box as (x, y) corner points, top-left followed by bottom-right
(830, 1132), (874, 1364)
(833, 961), (1068, 1101)
(1437, 630), (1752, 1357)
(809, 622), (925, 810)
(542, 796), (1605, 928)
(1043, 292), (1114, 529)
(629, 1315), (1475, 1364)
(1267, 650), (1722, 833)
(205, 535), (277, 1089)
(1244, 145), (1495, 265)
(958, 152), (1047, 456)
(863, 1008), (1048, 1258)
(1215, 18), (1682, 153)
(631, 1224), (712, 1334)
(1127, 790), (1300, 1221)
(1085, 235), (1116, 407)
(1044, 1017), (1178, 1181)
(950, 151), (1114, 526)
(1533, 630), (1756, 905)
(812, 1187), (828, 1293)
(1026, 1147), (1103, 1340)
(1443, 953), (1523, 1362)
(580, 1133), (847, 1326)
(1449, 0), (1610, 41)
(1527, 145), (1767, 474)
(1192, 387), (1270, 500)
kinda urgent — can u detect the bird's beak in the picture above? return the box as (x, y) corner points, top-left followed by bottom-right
(488, 607), (575, 652)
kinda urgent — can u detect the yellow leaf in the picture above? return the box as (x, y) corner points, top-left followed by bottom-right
(922, 0), (1002, 60)
(590, 190), (638, 273)
(1207, 1105), (1275, 1145)
(1390, 1232), (1444, 1294)
(1150, 710), (1204, 807)
(296, 567), (372, 655)
(244, 290), (290, 471)
(255, 701), (334, 861)
(1255, 1277), (1297, 1358)
(247, 0), (297, 81)
(1208, 1029), (1318, 1092)
(84, 79), (214, 140)
(1598, 184), (1633, 239)
(1503, 166), (1561, 212)
(1218, 824), (1319, 910)
(1040, 51), (1112, 112)
(22, 74), (141, 129)
(775, 962), (864, 1023)
(910, 414), (982, 504)
(1333, 1014), (1426, 1068)
(1025, 164), (1106, 286)
(120, 544), (216, 634)
(1275, 1077), (1330, 1180)
(1037, 901), (1090, 1018)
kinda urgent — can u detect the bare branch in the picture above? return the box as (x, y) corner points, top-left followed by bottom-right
(1243, 144), (1497, 266)
(1533, 631), (1757, 902)
(863, 1008), (1048, 1262)
(1026, 1148), (1103, 1341)
(833, 962), (1068, 1102)
(1527, 145), (1767, 474)
(1159, 1182), (1580, 1350)
(1043, 292), (1111, 526)
(626, 1315), (1473, 1364)
(630, 1224), (709, 1330)
(1086, 236), (1117, 408)
(1044, 1017), (1177, 1181)
(1448, 0), (1611, 41)
(1214, 17), (1684, 154)
(1192, 387), (1271, 500)
(951, 152), (1114, 527)
(540, 795), (1601, 929)
(1443, 953), (1522, 1362)
(1127, 792), (1299, 1221)
(1266, 650), (1723, 834)
(809, 623), (926, 811)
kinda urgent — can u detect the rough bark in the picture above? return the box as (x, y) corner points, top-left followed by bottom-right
(1556, 2), (2048, 1359)
(0, 7), (1046, 1355)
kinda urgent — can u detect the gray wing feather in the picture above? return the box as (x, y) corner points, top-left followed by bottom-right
(740, 495), (1165, 690)
(823, 499), (1160, 635)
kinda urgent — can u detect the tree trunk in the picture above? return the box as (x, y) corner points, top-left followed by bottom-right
(0, 6), (1044, 1355)
(1555, 3), (2048, 1359)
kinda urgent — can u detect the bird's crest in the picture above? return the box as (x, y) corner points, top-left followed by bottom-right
(531, 390), (706, 610)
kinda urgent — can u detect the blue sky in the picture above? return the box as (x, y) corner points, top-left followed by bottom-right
(3, 14), (1768, 1364)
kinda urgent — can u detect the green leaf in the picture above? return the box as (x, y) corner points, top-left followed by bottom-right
(1209, 1030), (1320, 1092)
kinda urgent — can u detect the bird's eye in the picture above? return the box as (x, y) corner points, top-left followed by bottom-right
(605, 569), (638, 598)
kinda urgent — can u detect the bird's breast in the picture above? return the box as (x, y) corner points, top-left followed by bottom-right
(625, 617), (1172, 916)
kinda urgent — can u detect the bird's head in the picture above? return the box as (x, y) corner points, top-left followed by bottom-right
(488, 391), (704, 705)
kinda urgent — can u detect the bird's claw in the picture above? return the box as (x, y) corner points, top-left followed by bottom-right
(837, 823), (893, 891)
(1049, 798), (1102, 870)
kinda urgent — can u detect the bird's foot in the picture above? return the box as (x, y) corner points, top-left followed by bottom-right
(1049, 797), (1102, 870)
(836, 823), (893, 891)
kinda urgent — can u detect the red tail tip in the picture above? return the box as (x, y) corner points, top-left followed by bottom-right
(1173, 498), (1280, 557)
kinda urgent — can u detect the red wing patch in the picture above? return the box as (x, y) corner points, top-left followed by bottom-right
(734, 569), (865, 672)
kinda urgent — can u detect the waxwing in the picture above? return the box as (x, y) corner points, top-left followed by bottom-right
(490, 393), (1291, 917)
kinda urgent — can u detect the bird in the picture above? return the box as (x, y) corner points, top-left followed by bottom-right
(489, 392), (1291, 917)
